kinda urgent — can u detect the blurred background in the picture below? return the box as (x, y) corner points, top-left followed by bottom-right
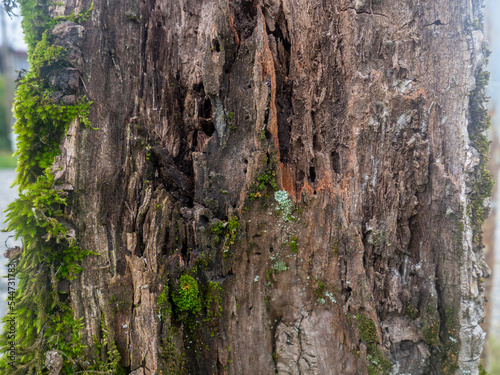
(1, 1), (500, 372)
(0, 4), (25, 320)
(484, 0), (500, 372)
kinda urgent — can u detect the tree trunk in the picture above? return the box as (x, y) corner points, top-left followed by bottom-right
(2, 0), (492, 374)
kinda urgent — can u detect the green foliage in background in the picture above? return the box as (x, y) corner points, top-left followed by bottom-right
(0, 151), (16, 169)
(0, 76), (12, 152)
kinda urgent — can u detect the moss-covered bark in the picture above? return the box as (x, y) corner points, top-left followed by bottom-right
(0, 0), (493, 374)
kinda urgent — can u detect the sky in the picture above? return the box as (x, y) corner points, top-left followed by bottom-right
(0, 6), (26, 51)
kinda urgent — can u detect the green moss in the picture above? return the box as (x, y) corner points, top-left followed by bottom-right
(289, 236), (298, 253)
(367, 348), (392, 375)
(91, 316), (123, 374)
(13, 52), (92, 188)
(205, 281), (223, 320)
(209, 216), (239, 258)
(265, 268), (273, 281)
(159, 329), (185, 375)
(423, 315), (441, 347)
(0, 2), (96, 372)
(441, 307), (460, 375)
(192, 252), (210, 272)
(356, 313), (392, 375)
(248, 154), (277, 199)
(258, 129), (266, 140)
(479, 364), (490, 375)
(315, 280), (326, 300)
(405, 304), (419, 320)
(468, 67), (494, 253)
(210, 221), (224, 235)
(331, 239), (339, 254)
(173, 275), (202, 314)
(125, 11), (139, 22)
(357, 314), (378, 348)
(157, 285), (172, 322)
(226, 216), (240, 246)
(223, 215), (239, 257)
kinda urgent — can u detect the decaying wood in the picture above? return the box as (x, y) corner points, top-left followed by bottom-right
(49, 0), (491, 374)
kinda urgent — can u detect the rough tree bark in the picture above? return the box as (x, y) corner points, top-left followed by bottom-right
(2, 0), (493, 374)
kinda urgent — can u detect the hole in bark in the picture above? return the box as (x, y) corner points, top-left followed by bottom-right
(264, 105), (270, 126)
(157, 21), (162, 27)
(244, 158), (248, 164)
(198, 95), (215, 136)
(244, 168), (247, 174)
(212, 38), (221, 52)
(193, 82), (204, 92)
(198, 118), (215, 137)
(265, 129), (272, 140)
(309, 166), (316, 183)
(270, 246), (274, 253)
(345, 285), (352, 302)
(200, 96), (212, 118)
(199, 215), (209, 225)
(217, 358), (225, 373)
(181, 241), (188, 258)
(331, 151), (341, 173)
(270, 15), (293, 165)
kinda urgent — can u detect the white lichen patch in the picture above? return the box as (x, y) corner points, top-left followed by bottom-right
(274, 190), (294, 221)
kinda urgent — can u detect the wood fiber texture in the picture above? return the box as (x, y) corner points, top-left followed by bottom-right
(52, 0), (490, 373)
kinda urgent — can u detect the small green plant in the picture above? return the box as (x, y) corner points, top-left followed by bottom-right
(479, 364), (490, 375)
(173, 275), (202, 314)
(157, 285), (171, 322)
(210, 217), (239, 256)
(226, 216), (240, 247)
(210, 221), (224, 235)
(290, 236), (298, 253)
(249, 155), (277, 199)
(205, 281), (223, 320)
(405, 304), (419, 319)
(315, 280), (326, 299)
(258, 128), (266, 140)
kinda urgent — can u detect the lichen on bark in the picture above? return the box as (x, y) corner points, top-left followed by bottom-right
(0, 0), (494, 374)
